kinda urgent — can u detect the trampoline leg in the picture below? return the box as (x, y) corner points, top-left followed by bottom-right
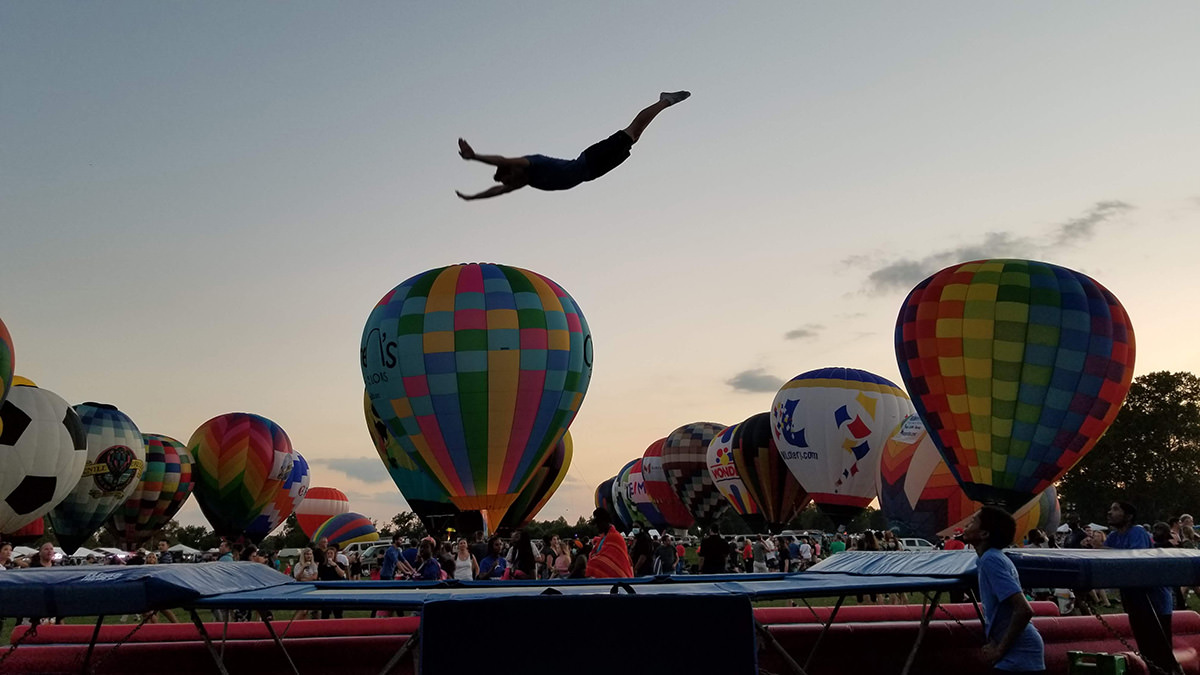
(379, 627), (420, 675)
(260, 614), (299, 675)
(804, 594), (845, 673)
(80, 615), (105, 674)
(756, 618), (808, 675)
(188, 609), (231, 675)
(900, 591), (941, 675)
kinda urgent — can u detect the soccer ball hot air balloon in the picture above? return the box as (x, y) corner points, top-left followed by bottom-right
(361, 263), (592, 528)
(189, 413), (294, 540)
(706, 424), (764, 532)
(365, 392), (459, 531)
(771, 368), (914, 526)
(312, 512), (378, 548)
(662, 422), (729, 528)
(895, 259), (1135, 511)
(0, 316), (13, 409)
(641, 438), (695, 530)
(50, 403), (146, 554)
(244, 451), (310, 543)
(295, 486), (350, 539)
(732, 412), (811, 533)
(0, 383), (88, 535)
(499, 430), (572, 530)
(106, 434), (195, 549)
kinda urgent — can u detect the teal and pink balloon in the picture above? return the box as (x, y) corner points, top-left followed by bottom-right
(0, 382), (88, 535)
(642, 438), (695, 529)
(106, 434), (195, 548)
(732, 413), (811, 533)
(189, 412), (294, 540)
(364, 392), (459, 531)
(895, 259), (1136, 511)
(706, 423), (764, 531)
(50, 403), (146, 554)
(361, 263), (592, 527)
(312, 512), (379, 548)
(244, 451), (310, 543)
(771, 368), (914, 525)
(500, 430), (573, 530)
(0, 316), (13, 409)
(661, 422), (729, 527)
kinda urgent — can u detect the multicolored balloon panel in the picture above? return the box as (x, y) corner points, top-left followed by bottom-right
(732, 412), (810, 532)
(361, 263), (592, 526)
(628, 458), (669, 530)
(189, 412), (294, 539)
(364, 392), (458, 527)
(295, 486), (350, 538)
(51, 403), (145, 553)
(877, 414), (977, 540)
(107, 433), (195, 548)
(500, 430), (573, 530)
(0, 316), (13, 409)
(610, 462), (638, 532)
(706, 424), (761, 522)
(4, 516), (44, 545)
(244, 451), (310, 543)
(771, 368), (913, 524)
(895, 259), (1136, 511)
(641, 438), (695, 529)
(312, 511), (379, 547)
(661, 422), (729, 527)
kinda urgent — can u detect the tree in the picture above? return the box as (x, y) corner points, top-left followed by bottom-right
(261, 513), (311, 552)
(1058, 371), (1200, 523)
(382, 511), (427, 541)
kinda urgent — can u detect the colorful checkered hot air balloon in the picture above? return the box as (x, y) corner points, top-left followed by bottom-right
(361, 263), (592, 527)
(706, 424), (763, 531)
(662, 422), (729, 528)
(364, 392), (458, 531)
(499, 430), (572, 530)
(107, 433), (195, 549)
(771, 368), (914, 526)
(0, 316), (13, 409)
(312, 512), (378, 548)
(50, 403), (146, 554)
(244, 451), (310, 543)
(189, 412), (294, 540)
(295, 486), (350, 539)
(642, 438), (695, 530)
(732, 413), (811, 533)
(895, 259), (1135, 511)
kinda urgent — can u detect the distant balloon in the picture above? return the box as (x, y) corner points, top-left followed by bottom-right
(595, 477), (617, 523)
(641, 438), (695, 529)
(614, 458), (649, 529)
(244, 452), (310, 543)
(896, 259), (1135, 511)
(628, 458), (670, 530)
(732, 413), (811, 532)
(0, 316), (13, 409)
(610, 463), (638, 533)
(295, 486), (350, 539)
(771, 368), (913, 525)
(706, 424), (763, 531)
(0, 383), (88, 535)
(361, 263), (593, 527)
(51, 403), (146, 554)
(364, 392), (459, 531)
(500, 430), (572, 530)
(662, 422), (729, 527)
(1012, 485), (1061, 542)
(312, 512), (378, 548)
(4, 517), (44, 546)
(107, 434), (195, 549)
(189, 412), (294, 540)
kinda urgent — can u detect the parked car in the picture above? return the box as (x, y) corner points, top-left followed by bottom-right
(899, 537), (935, 551)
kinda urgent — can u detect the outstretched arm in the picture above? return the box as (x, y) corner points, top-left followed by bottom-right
(458, 138), (529, 168)
(456, 184), (521, 201)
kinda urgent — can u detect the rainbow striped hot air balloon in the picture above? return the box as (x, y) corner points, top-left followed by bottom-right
(312, 512), (378, 548)
(895, 259), (1135, 511)
(295, 486), (350, 539)
(0, 316), (13, 409)
(244, 452), (310, 543)
(189, 413), (294, 540)
(662, 422), (729, 527)
(499, 430), (572, 530)
(642, 438), (695, 530)
(107, 434), (195, 549)
(361, 263), (592, 527)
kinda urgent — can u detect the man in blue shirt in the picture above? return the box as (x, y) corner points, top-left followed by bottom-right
(962, 506), (1045, 673)
(1104, 501), (1182, 675)
(380, 534), (402, 581)
(455, 90), (690, 200)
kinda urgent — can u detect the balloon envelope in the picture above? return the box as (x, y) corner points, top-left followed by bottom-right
(361, 263), (593, 526)
(4, 517), (44, 545)
(595, 477), (618, 524)
(878, 414), (981, 540)
(244, 451), (310, 543)
(295, 486), (350, 539)
(662, 422), (729, 527)
(107, 433), (195, 549)
(642, 438), (695, 529)
(364, 392), (459, 530)
(610, 463), (638, 532)
(0, 316), (13, 409)
(895, 259), (1135, 511)
(189, 412), (294, 540)
(499, 430), (572, 530)
(771, 368), (913, 524)
(732, 412), (810, 532)
(0, 384), (88, 535)
(627, 458), (669, 530)
(312, 512), (378, 547)
(706, 424), (763, 528)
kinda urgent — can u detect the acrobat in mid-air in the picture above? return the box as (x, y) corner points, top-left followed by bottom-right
(455, 90), (690, 200)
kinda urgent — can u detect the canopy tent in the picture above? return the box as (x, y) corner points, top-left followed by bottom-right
(168, 543), (203, 555)
(12, 545), (36, 557)
(67, 547), (103, 559)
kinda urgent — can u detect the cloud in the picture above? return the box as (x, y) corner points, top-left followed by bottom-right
(784, 324), (823, 340)
(726, 368), (785, 393)
(858, 201), (1134, 294)
(309, 457), (390, 484)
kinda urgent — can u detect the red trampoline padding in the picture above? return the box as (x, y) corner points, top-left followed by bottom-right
(10, 617), (419, 645)
(753, 601), (1059, 624)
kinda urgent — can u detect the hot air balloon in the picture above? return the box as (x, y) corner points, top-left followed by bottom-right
(771, 368), (914, 526)
(610, 464), (638, 533)
(706, 424), (764, 531)
(295, 486), (350, 539)
(628, 458), (670, 530)
(595, 477), (619, 524)
(189, 413), (294, 540)
(0, 316), (13, 409)
(3, 517), (44, 546)
(0, 383), (88, 535)
(106, 434), (195, 549)
(895, 259), (1135, 511)
(364, 392), (460, 531)
(1012, 486), (1061, 542)
(614, 459), (649, 529)
(661, 422), (729, 527)
(312, 512), (379, 548)
(361, 263), (592, 527)
(50, 403), (146, 554)
(732, 413), (811, 533)
(244, 451), (310, 543)
(641, 438), (695, 530)
(499, 430), (573, 530)
(877, 414), (977, 540)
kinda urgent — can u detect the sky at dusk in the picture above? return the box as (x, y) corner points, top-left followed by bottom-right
(3, 3), (1199, 533)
